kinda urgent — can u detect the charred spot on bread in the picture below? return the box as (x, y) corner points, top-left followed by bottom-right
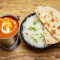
(50, 18), (55, 22)
(51, 30), (56, 35)
(52, 25), (55, 28)
(55, 17), (57, 19)
(44, 22), (50, 28)
(38, 13), (40, 17)
(50, 11), (53, 17)
(44, 15), (46, 19)
(57, 26), (60, 30)
(56, 20), (58, 23)
(47, 23), (50, 27)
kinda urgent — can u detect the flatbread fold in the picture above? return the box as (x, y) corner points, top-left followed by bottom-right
(34, 6), (60, 44)
(44, 27), (58, 44)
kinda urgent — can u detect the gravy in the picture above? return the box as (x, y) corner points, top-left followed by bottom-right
(0, 16), (19, 38)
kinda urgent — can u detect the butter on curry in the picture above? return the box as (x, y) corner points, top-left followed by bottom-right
(0, 16), (19, 38)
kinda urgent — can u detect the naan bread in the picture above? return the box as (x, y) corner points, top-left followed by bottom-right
(44, 27), (58, 44)
(34, 6), (60, 42)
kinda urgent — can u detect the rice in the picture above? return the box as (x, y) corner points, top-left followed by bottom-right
(22, 15), (46, 48)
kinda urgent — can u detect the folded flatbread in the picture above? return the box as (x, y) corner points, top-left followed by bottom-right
(34, 6), (59, 44)
(44, 27), (58, 44)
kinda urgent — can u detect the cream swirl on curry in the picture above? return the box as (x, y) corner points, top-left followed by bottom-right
(0, 17), (18, 38)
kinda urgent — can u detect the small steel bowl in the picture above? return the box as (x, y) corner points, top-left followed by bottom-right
(20, 12), (55, 49)
(0, 14), (21, 51)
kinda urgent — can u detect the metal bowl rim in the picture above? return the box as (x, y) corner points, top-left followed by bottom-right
(0, 14), (20, 39)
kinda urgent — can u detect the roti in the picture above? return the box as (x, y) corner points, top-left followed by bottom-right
(44, 27), (58, 45)
(34, 6), (59, 44)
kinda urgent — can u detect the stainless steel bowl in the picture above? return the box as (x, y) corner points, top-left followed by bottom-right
(0, 14), (21, 51)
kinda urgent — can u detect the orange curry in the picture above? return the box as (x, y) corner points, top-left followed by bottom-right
(0, 16), (19, 38)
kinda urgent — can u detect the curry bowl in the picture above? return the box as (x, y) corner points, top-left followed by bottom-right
(0, 14), (20, 51)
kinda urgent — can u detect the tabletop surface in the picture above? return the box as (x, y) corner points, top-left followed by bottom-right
(0, 0), (60, 60)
